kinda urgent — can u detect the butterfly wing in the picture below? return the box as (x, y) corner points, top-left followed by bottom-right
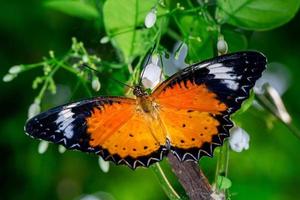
(152, 51), (267, 161)
(25, 97), (167, 169)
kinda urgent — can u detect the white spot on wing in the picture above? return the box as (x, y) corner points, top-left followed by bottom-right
(209, 66), (232, 74)
(55, 108), (75, 139)
(64, 124), (74, 139)
(66, 102), (80, 109)
(221, 79), (239, 90)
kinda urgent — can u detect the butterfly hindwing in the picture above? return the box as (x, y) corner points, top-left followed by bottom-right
(25, 97), (167, 169)
(153, 51), (267, 161)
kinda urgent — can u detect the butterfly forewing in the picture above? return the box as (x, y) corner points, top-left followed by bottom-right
(153, 51), (267, 161)
(25, 97), (167, 169)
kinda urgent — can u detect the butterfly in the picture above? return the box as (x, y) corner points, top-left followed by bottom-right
(25, 51), (267, 169)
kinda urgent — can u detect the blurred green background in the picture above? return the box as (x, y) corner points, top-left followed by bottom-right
(1, 0), (300, 200)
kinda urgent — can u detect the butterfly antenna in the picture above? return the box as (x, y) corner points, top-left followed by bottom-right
(81, 63), (135, 90)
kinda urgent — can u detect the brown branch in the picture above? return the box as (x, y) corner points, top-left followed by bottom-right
(168, 153), (213, 200)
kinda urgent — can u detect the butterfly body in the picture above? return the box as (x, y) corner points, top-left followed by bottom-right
(25, 51), (267, 169)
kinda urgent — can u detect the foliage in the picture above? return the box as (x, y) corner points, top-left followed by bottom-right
(1, 0), (300, 200)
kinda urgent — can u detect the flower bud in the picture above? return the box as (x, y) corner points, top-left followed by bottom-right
(2, 74), (16, 82)
(92, 76), (101, 92)
(9, 65), (22, 74)
(38, 141), (49, 154)
(49, 50), (55, 58)
(217, 37), (228, 55)
(100, 36), (110, 44)
(28, 100), (41, 119)
(144, 9), (157, 28)
(58, 145), (66, 153)
(98, 157), (110, 173)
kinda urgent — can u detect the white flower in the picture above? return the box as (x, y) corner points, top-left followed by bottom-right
(92, 76), (101, 91)
(144, 9), (157, 28)
(141, 55), (162, 89)
(28, 100), (41, 119)
(98, 157), (110, 173)
(58, 145), (66, 153)
(9, 65), (22, 74)
(229, 127), (250, 152)
(217, 37), (228, 55)
(38, 141), (49, 154)
(254, 62), (290, 96)
(162, 42), (188, 76)
(2, 74), (16, 82)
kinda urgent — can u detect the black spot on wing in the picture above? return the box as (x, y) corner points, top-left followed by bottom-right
(170, 113), (232, 161)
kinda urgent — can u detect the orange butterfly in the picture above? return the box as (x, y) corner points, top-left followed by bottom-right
(25, 51), (266, 169)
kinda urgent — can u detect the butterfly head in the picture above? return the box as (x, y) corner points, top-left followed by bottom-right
(133, 85), (148, 97)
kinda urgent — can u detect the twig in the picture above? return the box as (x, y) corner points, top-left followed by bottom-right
(168, 153), (213, 200)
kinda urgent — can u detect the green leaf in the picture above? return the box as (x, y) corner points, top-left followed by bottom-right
(216, 0), (300, 31)
(44, 0), (99, 20)
(222, 29), (248, 52)
(103, 0), (167, 63)
(217, 175), (232, 190)
(176, 14), (217, 63)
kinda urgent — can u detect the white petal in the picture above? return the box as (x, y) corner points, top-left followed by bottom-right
(144, 10), (157, 28)
(229, 127), (250, 152)
(142, 63), (162, 89)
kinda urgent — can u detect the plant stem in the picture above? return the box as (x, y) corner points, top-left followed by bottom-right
(168, 154), (213, 200)
(255, 93), (300, 140)
(151, 163), (182, 200)
(214, 140), (230, 197)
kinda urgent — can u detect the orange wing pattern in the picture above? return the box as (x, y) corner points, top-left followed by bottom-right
(153, 51), (266, 161)
(25, 97), (167, 168)
(86, 103), (167, 168)
(155, 81), (231, 160)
